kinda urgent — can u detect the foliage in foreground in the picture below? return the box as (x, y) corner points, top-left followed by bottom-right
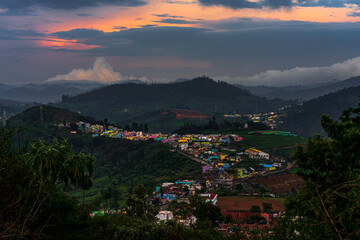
(2, 102), (360, 239)
(273, 102), (360, 240)
(0, 129), (94, 239)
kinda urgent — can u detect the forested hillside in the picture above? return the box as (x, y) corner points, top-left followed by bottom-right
(238, 76), (360, 100)
(8, 106), (201, 205)
(279, 85), (360, 136)
(59, 77), (293, 132)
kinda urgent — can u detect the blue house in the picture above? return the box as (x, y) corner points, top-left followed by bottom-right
(158, 194), (178, 201)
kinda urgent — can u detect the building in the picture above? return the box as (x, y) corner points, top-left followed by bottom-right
(159, 193), (178, 201)
(245, 148), (270, 160)
(199, 193), (218, 205)
(156, 211), (174, 221)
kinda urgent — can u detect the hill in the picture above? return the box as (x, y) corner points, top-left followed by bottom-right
(278, 85), (360, 136)
(0, 98), (34, 121)
(0, 81), (105, 103)
(238, 76), (360, 101)
(9, 106), (202, 204)
(59, 77), (294, 132)
(9, 105), (97, 127)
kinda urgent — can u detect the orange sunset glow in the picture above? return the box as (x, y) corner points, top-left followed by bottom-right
(1, 0), (360, 84)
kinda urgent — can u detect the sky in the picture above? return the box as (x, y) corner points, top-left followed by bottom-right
(1, 0), (360, 86)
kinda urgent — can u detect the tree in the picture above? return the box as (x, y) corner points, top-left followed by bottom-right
(143, 124), (148, 133)
(125, 184), (156, 220)
(70, 122), (78, 131)
(133, 184), (147, 201)
(190, 195), (224, 226)
(184, 185), (189, 195)
(22, 139), (95, 187)
(111, 179), (120, 211)
(250, 205), (261, 213)
(160, 186), (164, 199)
(262, 203), (273, 213)
(81, 173), (93, 204)
(0, 129), (95, 239)
(275, 102), (360, 240)
(244, 214), (267, 224)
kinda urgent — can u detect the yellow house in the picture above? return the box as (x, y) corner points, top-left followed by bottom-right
(236, 169), (243, 178)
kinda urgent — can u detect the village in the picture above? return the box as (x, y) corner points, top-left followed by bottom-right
(58, 120), (293, 232)
(224, 106), (292, 129)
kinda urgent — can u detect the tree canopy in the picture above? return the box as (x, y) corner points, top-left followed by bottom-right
(275, 102), (360, 240)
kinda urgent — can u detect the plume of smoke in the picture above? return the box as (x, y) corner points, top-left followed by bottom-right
(217, 57), (360, 86)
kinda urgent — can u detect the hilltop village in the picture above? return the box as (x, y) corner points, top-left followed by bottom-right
(63, 121), (285, 176)
(224, 105), (291, 129)
(58, 120), (298, 230)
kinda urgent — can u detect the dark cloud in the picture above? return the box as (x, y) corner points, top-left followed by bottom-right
(54, 28), (104, 40)
(163, 0), (196, 4)
(154, 18), (200, 24)
(347, 11), (360, 17)
(112, 26), (128, 30)
(198, 0), (359, 9)
(0, 29), (44, 40)
(0, 0), (147, 15)
(198, 0), (261, 9)
(297, 0), (346, 8)
(51, 22), (360, 76)
(153, 13), (185, 18)
(205, 18), (359, 31)
(263, 0), (292, 8)
(3, 19), (360, 85)
(77, 13), (91, 17)
(139, 24), (158, 28)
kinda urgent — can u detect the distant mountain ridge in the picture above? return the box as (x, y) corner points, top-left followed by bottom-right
(0, 80), (149, 103)
(59, 77), (294, 132)
(238, 76), (360, 100)
(279, 85), (360, 136)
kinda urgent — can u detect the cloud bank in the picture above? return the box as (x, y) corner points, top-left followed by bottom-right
(217, 57), (360, 87)
(46, 57), (146, 83)
(0, 0), (147, 15)
(198, 0), (360, 9)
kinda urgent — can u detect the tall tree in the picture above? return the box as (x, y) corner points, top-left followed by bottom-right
(275, 102), (360, 240)
(22, 139), (95, 186)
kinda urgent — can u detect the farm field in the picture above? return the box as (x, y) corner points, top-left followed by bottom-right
(223, 130), (306, 151)
(251, 173), (304, 194)
(217, 196), (285, 215)
(239, 133), (306, 150)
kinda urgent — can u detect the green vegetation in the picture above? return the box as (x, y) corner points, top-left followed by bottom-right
(59, 77), (294, 132)
(226, 131), (306, 160)
(238, 133), (305, 150)
(173, 117), (268, 134)
(8, 105), (202, 206)
(0, 129), (225, 239)
(3, 100), (360, 239)
(279, 85), (360, 136)
(72, 138), (202, 205)
(274, 102), (360, 239)
(0, 128), (94, 239)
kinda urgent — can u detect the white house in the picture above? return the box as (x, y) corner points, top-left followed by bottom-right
(156, 211), (174, 221)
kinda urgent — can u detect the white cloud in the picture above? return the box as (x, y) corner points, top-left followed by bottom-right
(217, 57), (360, 87)
(46, 57), (147, 83)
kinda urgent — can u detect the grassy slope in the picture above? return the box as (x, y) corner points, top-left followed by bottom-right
(9, 106), (202, 206)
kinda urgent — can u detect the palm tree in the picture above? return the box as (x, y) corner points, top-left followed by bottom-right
(22, 139), (95, 187)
